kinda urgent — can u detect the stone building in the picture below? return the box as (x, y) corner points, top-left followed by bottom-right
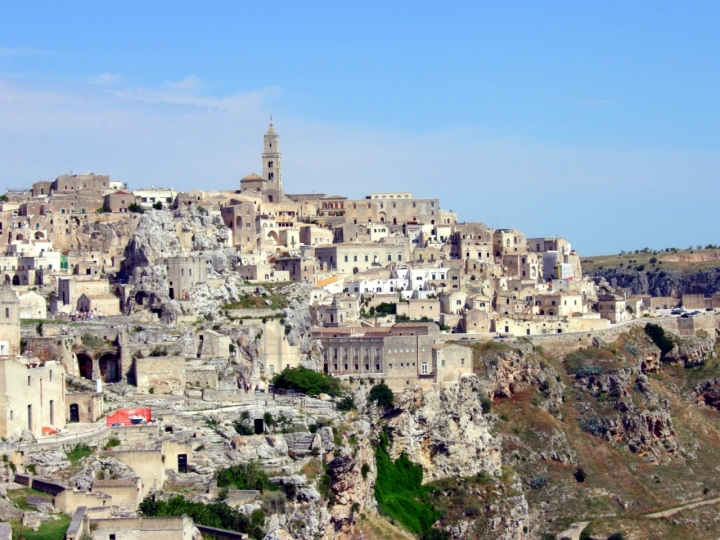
(343, 192), (441, 226)
(133, 187), (177, 209)
(103, 190), (138, 213)
(316, 242), (407, 275)
(315, 322), (450, 390)
(274, 254), (315, 282)
(167, 255), (207, 301)
(597, 293), (627, 323)
(0, 282), (66, 436)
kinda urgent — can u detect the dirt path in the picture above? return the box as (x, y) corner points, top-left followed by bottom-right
(556, 521), (590, 540)
(645, 496), (720, 518)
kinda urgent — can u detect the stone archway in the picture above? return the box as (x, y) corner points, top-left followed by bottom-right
(77, 352), (93, 380)
(98, 351), (120, 383)
(12, 275), (20, 286)
(135, 291), (148, 306)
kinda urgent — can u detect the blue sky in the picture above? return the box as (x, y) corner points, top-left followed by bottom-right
(0, 2), (719, 254)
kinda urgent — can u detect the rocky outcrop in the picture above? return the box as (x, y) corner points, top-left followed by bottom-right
(664, 334), (716, 367)
(589, 266), (720, 298)
(123, 209), (183, 271)
(322, 418), (376, 540)
(580, 409), (677, 462)
(76, 219), (135, 254)
(383, 374), (502, 481)
(694, 379), (720, 409)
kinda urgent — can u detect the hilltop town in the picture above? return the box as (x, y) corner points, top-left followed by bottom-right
(0, 123), (717, 540)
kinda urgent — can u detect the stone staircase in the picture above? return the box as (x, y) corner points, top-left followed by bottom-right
(283, 433), (317, 457)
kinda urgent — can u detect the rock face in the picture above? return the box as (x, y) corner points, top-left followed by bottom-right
(384, 374), (502, 481)
(588, 266), (720, 297)
(322, 417), (376, 540)
(76, 219), (135, 254)
(580, 410), (677, 462)
(664, 334), (716, 367)
(123, 210), (183, 271)
(694, 379), (720, 409)
(479, 343), (543, 398)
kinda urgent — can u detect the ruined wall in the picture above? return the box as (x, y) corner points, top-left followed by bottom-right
(134, 356), (186, 394)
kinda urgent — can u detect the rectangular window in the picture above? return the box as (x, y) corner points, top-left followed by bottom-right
(49, 400), (54, 425)
(28, 376), (31, 386)
(421, 362), (428, 374)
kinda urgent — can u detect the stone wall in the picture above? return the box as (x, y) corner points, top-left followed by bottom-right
(134, 356), (186, 394)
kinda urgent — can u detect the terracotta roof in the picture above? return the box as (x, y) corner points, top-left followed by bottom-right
(393, 322), (434, 328)
(241, 173), (265, 181)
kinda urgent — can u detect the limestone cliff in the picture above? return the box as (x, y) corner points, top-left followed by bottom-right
(382, 375), (502, 482)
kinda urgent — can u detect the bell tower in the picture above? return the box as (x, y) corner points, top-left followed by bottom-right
(262, 120), (282, 192)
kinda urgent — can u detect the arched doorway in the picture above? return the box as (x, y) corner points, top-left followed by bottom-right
(135, 291), (148, 306)
(99, 351), (120, 383)
(69, 404), (80, 422)
(77, 353), (93, 380)
(12, 275), (20, 286)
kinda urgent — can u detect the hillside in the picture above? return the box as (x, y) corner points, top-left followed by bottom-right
(582, 247), (720, 275)
(582, 248), (720, 298)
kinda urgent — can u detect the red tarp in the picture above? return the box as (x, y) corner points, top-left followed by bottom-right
(106, 408), (152, 426)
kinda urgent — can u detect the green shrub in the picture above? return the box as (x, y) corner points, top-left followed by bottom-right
(128, 203), (144, 213)
(271, 366), (343, 397)
(479, 396), (492, 414)
(374, 431), (440, 535)
(215, 461), (278, 492)
(336, 396), (355, 411)
(368, 383), (394, 408)
(574, 467), (586, 482)
(421, 531), (451, 540)
(104, 438), (121, 449)
(250, 508), (265, 527)
(152, 201), (163, 210)
(529, 474), (549, 489)
(67, 444), (93, 463)
(361, 463), (370, 480)
(139, 495), (263, 539)
(645, 323), (674, 355)
(233, 420), (254, 436)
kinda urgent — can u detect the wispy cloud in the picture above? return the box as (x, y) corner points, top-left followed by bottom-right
(87, 73), (123, 86)
(0, 46), (55, 58)
(0, 76), (716, 254)
(113, 75), (280, 111)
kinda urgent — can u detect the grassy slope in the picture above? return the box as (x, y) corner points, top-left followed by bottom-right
(582, 247), (720, 274)
(6, 487), (71, 540)
(469, 331), (720, 539)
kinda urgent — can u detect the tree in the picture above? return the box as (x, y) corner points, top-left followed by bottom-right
(644, 323), (674, 356)
(368, 383), (394, 408)
(271, 366), (344, 397)
(128, 203), (145, 213)
(153, 201), (163, 210)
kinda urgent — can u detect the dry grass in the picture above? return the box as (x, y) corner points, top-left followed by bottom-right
(582, 247), (720, 274)
(351, 512), (415, 540)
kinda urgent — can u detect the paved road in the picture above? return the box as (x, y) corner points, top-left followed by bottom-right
(645, 496), (720, 519)
(556, 521), (590, 540)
